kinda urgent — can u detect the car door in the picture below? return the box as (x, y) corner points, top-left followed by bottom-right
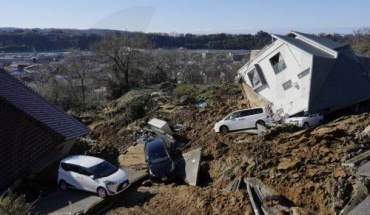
(228, 111), (244, 131)
(241, 109), (255, 129)
(78, 167), (98, 193)
(67, 164), (84, 190)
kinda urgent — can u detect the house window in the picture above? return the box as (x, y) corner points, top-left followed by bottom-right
(282, 80), (292, 90)
(247, 65), (266, 89)
(270, 53), (286, 74)
(298, 68), (310, 79)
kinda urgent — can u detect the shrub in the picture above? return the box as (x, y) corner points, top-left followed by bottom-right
(0, 190), (34, 215)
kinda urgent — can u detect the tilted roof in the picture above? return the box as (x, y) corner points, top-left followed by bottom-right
(273, 34), (334, 58)
(291, 31), (343, 49)
(0, 71), (90, 140)
(308, 47), (370, 113)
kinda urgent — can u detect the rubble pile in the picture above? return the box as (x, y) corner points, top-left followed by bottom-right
(82, 84), (370, 215)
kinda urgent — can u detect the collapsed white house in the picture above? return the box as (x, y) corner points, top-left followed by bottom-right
(238, 31), (370, 118)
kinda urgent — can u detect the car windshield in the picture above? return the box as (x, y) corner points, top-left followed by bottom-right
(89, 161), (118, 178)
(148, 147), (169, 165)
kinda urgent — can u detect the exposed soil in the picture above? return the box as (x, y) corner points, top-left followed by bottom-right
(79, 84), (370, 215)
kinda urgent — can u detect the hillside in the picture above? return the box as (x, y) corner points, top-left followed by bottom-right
(72, 83), (370, 215)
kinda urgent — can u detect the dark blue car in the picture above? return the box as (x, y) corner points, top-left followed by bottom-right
(144, 138), (177, 182)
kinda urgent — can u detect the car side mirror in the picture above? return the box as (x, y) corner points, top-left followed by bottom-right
(90, 175), (95, 180)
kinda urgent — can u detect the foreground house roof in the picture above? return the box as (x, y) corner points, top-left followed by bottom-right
(0, 71), (89, 140)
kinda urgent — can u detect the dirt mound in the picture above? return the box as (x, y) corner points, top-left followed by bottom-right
(107, 185), (251, 215)
(82, 84), (370, 215)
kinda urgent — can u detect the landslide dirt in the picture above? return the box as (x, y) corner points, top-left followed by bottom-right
(85, 84), (370, 215)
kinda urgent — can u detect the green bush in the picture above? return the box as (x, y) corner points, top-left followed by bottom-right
(0, 190), (34, 215)
(173, 85), (195, 97)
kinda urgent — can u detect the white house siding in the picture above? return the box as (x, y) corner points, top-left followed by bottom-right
(240, 40), (313, 116)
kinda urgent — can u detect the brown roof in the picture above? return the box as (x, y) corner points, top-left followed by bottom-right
(0, 71), (89, 140)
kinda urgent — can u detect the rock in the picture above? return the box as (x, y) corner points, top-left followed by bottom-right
(292, 207), (308, 215)
(142, 180), (153, 187)
(278, 160), (299, 170)
(197, 200), (206, 208)
(319, 146), (330, 154)
(333, 168), (347, 178)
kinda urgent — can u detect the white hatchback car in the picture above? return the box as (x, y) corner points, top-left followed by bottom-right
(214, 107), (270, 133)
(58, 155), (130, 198)
(284, 113), (324, 128)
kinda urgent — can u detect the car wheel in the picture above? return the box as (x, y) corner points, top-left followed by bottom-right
(60, 180), (68, 191)
(256, 120), (265, 127)
(303, 122), (309, 129)
(97, 187), (107, 199)
(220, 126), (229, 134)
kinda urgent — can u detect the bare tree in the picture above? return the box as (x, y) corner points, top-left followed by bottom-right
(92, 33), (153, 98)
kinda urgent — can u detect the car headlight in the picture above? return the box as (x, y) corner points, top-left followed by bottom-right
(104, 181), (116, 186)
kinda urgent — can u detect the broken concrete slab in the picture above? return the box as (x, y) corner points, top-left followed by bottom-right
(148, 118), (173, 135)
(342, 150), (370, 167)
(246, 129), (258, 135)
(175, 147), (202, 186)
(355, 161), (370, 177)
(245, 178), (266, 215)
(362, 124), (370, 138)
(244, 178), (285, 215)
(257, 124), (267, 134)
(347, 196), (370, 215)
(340, 183), (368, 215)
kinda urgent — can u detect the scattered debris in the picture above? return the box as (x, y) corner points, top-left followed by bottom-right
(148, 118), (174, 135)
(225, 177), (242, 192)
(342, 150), (370, 167)
(195, 101), (207, 108)
(245, 178), (297, 215)
(133, 128), (156, 144)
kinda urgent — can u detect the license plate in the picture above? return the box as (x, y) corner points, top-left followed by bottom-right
(162, 177), (168, 181)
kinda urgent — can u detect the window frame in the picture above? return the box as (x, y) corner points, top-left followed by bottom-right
(269, 53), (287, 74)
(282, 80), (293, 91)
(247, 64), (266, 89)
(298, 68), (310, 79)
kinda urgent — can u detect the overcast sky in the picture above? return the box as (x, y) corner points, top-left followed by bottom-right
(1, 0), (369, 34)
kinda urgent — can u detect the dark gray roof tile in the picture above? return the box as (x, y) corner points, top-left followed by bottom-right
(0, 71), (90, 140)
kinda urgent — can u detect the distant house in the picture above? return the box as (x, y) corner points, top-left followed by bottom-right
(0, 71), (89, 190)
(238, 31), (370, 118)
